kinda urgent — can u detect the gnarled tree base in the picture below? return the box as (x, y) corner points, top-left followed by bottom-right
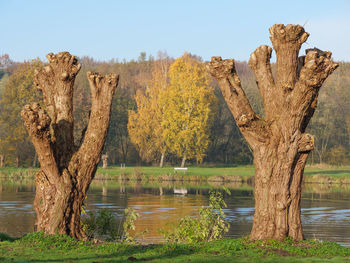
(22, 52), (119, 239)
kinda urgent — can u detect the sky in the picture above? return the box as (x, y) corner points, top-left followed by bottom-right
(1, 0), (350, 62)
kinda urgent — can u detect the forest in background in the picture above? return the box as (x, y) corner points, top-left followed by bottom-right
(0, 52), (349, 167)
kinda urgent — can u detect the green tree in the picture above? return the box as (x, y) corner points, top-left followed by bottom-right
(327, 145), (348, 166)
(0, 60), (42, 166)
(106, 90), (135, 164)
(161, 53), (217, 167)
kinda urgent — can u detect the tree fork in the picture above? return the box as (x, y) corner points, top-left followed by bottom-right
(207, 24), (338, 241)
(21, 52), (119, 239)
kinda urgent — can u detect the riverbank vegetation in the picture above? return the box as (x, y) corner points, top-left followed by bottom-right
(2, 165), (350, 184)
(1, 54), (350, 168)
(1, 232), (350, 262)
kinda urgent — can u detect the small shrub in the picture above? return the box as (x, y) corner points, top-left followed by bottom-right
(81, 208), (139, 243)
(160, 189), (230, 244)
(122, 208), (140, 243)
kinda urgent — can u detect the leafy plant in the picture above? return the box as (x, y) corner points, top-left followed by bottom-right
(122, 208), (140, 243)
(160, 189), (230, 243)
(81, 207), (139, 243)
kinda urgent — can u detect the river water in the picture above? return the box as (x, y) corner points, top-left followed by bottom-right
(1, 179), (350, 245)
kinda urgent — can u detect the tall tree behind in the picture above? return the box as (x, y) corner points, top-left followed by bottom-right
(308, 62), (350, 164)
(128, 54), (171, 167)
(162, 53), (217, 167)
(0, 60), (42, 166)
(208, 24), (338, 240)
(21, 52), (118, 239)
(104, 57), (153, 164)
(207, 62), (256, 165)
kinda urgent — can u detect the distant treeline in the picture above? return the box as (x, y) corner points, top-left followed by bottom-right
(0, 53), (349, 167)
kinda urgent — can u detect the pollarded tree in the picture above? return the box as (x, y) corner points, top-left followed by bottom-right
(21, 52), (118, 239)
(162, 53), (217, 167)
(207, 24), (338, 241)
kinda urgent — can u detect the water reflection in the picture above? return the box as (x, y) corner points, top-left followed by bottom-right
(0, 180), (35, 237)
(1, 178), (350, 245)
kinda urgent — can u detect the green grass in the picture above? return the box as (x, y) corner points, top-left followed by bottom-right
(97, 165), (350, 184)
(0, 167), (38, 178)
(95, 165), (350, 179)
(1, 232), (350, 262)
(3, 165), (350, 184)
(97, 165), (256, 178)
(96, 165), (254, 177)
(305, 166), (350, 177)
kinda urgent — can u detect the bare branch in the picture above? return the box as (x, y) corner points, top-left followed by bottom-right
(34, 52), (81, 123)
(294, 48), (339, 131)
(33, 52), (81, 169)
(21, 103), (60, 184)
(207, 57), (269, 148)
(299, 49), (339, 88)
(69, 72), (119, 191)
(248, 45), (275, 119)
(269, 24), (309, 89)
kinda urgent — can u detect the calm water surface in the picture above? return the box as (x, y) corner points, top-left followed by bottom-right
(1, 179), (350, 245)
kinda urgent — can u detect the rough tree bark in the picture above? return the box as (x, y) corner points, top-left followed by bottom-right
(207, 24), (338, 241)
(0, 155), (4, 168)
(21, 52), (118, 239)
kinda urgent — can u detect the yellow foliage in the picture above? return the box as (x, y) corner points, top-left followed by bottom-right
(0, 60), (43, 165)
(160, 53), (217, 163)
(128, 57), (171, 163)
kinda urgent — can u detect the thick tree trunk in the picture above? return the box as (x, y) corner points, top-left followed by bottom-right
(159, 152), (165, 168)
(21, 52), (119, 239)
(181, 155), (186, 168)
(207, 24), (338, 241)
(250, 138), (311, 240)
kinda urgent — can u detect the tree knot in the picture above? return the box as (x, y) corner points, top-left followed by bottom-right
(277, 201), (286, 211)
(269, 24), (309, 50)
(236, 114), (255, 127)
(21, 103), (51, 138)
(299, 48), (339, 88)
(248, 45), (273, 70)
(298, 133), (314, 152)
(206, 57), (235, 80)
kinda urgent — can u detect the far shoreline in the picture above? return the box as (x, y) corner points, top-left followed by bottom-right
(1, 165), (350, 185)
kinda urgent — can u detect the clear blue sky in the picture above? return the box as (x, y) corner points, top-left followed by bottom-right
(2, 0), (350, 62)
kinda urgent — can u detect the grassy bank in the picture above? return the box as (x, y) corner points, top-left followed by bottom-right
(96, 165), (350, 184)
(0, 233), (350, 262)
(1, 232), (350, 262)
(2, 165), (350, 184)
(97, 166), (255, 178)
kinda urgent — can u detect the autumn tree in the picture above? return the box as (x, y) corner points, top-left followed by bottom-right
(207, 24), (338, 240)
(162, 53), (217, 167)
(0, 60), (42, 166)
(21, 52), (118, 239)
(128, 54), (171, 167)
